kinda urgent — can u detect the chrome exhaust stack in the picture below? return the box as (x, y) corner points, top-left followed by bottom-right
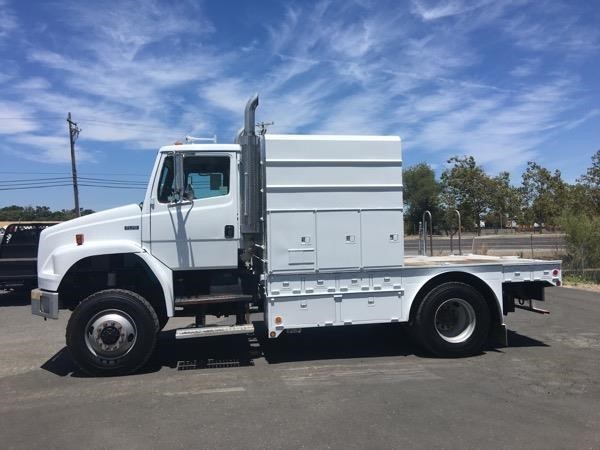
(237, 94), (261, 235)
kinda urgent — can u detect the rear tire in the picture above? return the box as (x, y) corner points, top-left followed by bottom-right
(66, 289), (159, 376)
(414, 282), (490, 357)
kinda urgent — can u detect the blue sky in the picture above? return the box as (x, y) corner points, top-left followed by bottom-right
(0, 0), (598, 211)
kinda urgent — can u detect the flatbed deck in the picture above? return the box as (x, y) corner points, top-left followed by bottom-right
(404, 254), (559, 267)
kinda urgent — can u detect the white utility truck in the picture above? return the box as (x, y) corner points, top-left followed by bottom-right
(31, 96), (561, 375)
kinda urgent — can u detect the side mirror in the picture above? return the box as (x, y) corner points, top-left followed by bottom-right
(183, 184), (195, 201)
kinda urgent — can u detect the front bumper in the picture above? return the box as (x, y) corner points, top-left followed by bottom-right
(31, 289), (59, 319)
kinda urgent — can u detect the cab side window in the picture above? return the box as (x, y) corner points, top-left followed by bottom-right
(157, 156), (175, 203)
(184, 156), (230, 200)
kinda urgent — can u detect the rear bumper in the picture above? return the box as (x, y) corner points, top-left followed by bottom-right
(31, 288), (59, 319)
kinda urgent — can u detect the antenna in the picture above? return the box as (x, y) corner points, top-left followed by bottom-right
(256, 121), (274, 135)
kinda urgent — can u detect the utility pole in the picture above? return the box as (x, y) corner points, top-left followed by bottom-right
(67, 112), (81, 217)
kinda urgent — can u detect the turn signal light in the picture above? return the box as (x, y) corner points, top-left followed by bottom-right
(75, 234), (84, 245)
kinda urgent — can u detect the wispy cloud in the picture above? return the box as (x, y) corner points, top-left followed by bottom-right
(408, 77), (577, 170)
(10, 133), (96, 164)
(410, 0), (494, 21)
(0, 0), (597, 187)
(503, 8), (600, 53)
(0, 0), (17, 40)
(509, 58), (540, 78)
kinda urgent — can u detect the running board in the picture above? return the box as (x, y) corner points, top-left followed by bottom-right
(175, 324), (255, 340)
(175, 293), (254, 306)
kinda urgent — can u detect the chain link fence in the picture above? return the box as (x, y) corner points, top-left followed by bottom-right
(470, 233), (566, 259)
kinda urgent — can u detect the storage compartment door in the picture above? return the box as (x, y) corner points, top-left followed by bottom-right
(316, 211), (361, 270)
(361, 210), (404, 268)
(268, 211), (315, 272)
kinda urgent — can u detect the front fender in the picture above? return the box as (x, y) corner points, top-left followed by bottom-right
(38, 241), (174, 317)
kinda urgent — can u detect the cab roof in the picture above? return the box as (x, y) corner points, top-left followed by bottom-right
(159, 144), (241, 153)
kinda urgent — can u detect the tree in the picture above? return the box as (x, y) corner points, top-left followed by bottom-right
(440, 156), (490, 235)
(561, 213), (600, 276)
(0, 205), (94, 221)
(520, 162), (566, 231)
(575, 149), (600, 215)
(579, 149), (600, 187)
(486, 172), (521, 230)
(403, 163), (440, 234)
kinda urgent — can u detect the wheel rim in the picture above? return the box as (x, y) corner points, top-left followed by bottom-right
(434, 298), (476, 344)
(84, 309), (137, 360)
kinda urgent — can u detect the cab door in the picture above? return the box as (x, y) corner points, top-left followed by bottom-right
(148, 152), (239, 270)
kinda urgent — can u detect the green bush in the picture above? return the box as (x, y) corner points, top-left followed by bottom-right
(561, 213), (600, 281)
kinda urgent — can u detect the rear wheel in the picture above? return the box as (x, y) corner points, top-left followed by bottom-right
(66, 289), (159, 376)
(414, 282), (490, 357)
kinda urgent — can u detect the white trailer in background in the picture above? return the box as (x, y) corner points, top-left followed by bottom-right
(31, 95), (561, 376)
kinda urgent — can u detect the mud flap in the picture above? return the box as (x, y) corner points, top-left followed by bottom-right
(490, 323), (507, 347)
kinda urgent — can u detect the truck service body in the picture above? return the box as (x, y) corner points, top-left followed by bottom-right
(31, 96), (561, 375)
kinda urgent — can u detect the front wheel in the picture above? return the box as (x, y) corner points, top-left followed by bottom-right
(414, 282), (490, 357)
(66, 289), (159, 376)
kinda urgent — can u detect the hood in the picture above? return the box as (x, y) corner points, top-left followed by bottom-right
(37, 204), (142, 273)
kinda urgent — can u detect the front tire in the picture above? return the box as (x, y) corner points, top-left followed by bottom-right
(66, 289), (159, 376)
(414, 282), (490, 357)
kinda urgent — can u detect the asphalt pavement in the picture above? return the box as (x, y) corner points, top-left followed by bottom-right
(0, 287), (599, 449)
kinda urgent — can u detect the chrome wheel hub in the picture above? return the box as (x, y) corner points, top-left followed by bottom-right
(434, 298), (476, 344)
(85, 310), (137, 359)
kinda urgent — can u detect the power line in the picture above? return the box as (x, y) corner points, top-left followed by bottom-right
(2, 181), (147, 189)
(0, 171), (73, 175)
(0, 171), (148, 176)
(3, 177), (146, 186)
(0, 115), (63, 120)
(79, 184), (146, 190)
(0, 184), (146, 191)
(0, 184), (73, 191)
(81, 172), (149, 177)
(78, 177), (147, 184)
(2, 176), (72, 183)
(0, 115), (176, 130)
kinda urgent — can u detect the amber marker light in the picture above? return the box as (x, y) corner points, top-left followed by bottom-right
(75, 234), (84, 246)
(270, 331), (276, 338)
(275, 316), (283, 325)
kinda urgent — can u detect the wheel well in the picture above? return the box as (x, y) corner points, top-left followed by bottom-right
(409, 271), (501, 329)
(58, 253), (166, 321)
